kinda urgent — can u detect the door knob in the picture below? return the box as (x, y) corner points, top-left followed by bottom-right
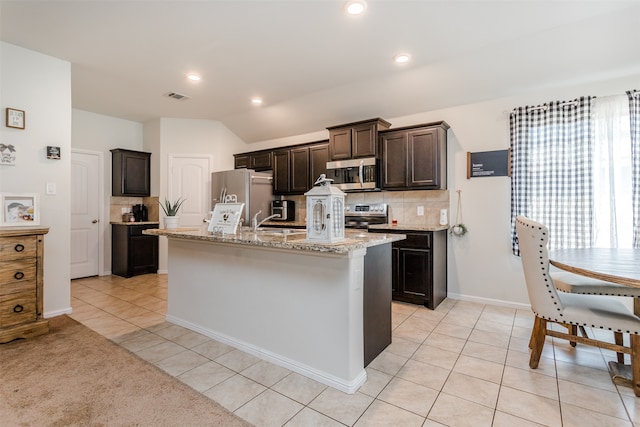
(92, 219), (99, 224)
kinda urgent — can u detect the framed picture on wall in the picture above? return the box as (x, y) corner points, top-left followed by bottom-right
(1, 193), (39, 226)
(5, 108), (25, 129)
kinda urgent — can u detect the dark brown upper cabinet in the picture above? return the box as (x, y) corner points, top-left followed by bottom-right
(290, 146), (310, 194)
(272, 141), (328, 195)
(234, 150), (272, 171)
(309, 143), (329, 187)
(380, 122), (449, 190)
(111, 149), (151, 197)
(327, 118), (391, 160)
(272, 149), (291, 194)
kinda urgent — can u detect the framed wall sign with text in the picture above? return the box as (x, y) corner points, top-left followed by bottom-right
(467, 149), (511, 179)
(6, 108), (25, 129)
(208, 203), (244, 234)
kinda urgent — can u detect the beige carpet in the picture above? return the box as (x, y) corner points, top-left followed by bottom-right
(0, 315), (251, 427)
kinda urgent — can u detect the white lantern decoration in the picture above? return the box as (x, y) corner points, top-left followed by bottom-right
(305, 174), (345, 243)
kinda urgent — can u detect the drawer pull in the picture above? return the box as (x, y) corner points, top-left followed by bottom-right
(13, 304), (24, 313)
(14, 271), (25, 280)
(14, 244), (25, 252)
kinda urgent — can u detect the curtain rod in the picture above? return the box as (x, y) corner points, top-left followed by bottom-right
(525, 101), (578, 112)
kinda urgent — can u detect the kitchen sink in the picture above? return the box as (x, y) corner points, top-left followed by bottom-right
(255, 228), (305, 236)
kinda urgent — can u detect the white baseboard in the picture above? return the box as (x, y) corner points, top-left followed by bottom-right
(166, 314), (367, 394)
(44, 307), (72, 318)
(447, 292), (531, 311)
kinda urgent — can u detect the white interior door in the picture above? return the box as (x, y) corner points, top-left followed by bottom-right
(71, 150), (102, 279)
(168, 155), (212, 227)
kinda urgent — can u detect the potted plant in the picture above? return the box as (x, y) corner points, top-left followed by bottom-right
(159, 197), (185, 230)
(450, 223), (468, 236)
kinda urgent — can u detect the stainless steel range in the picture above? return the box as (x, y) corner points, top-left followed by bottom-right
(344, 203), (388, 229)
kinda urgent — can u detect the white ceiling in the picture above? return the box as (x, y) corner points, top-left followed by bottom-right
(1, 1), (639, 143)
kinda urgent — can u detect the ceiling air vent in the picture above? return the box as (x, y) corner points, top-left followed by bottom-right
(164, 92), (190, 101)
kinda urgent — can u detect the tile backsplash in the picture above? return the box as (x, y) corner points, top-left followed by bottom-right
(283, 190), (450, 227)
(110, 196), (159, 222)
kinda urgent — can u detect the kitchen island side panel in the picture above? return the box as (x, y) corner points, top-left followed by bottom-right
(165, 237), (367, 392)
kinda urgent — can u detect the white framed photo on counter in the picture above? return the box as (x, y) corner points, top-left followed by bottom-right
(208, 203), (244, 234)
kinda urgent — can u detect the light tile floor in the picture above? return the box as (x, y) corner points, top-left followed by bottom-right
(69, 274), (640, 426)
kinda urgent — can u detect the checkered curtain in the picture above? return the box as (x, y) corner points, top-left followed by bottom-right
(510, 96), (594, 255)
(628, 90), (640, 247)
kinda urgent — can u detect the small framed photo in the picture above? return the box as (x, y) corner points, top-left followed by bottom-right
(47, 146), (61, 159)
(1, 193), (39, 226)
(6, 108), (25, 129)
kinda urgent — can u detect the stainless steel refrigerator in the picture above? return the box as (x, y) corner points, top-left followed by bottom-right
(211, 168), (273, 227)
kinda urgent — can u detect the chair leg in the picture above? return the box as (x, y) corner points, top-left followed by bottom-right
(529, 316), (547, 369)
(615, 332), (625, 364)
(631, 334), (640, 397)
(569, 325), (577, 347)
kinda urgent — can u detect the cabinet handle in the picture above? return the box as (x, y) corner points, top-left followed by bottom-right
(14, 244), (25, 252)
(14, 271), (24, 280)
(13, 305), (24, 313)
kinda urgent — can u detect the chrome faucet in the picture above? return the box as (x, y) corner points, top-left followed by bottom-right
(252, 210), (281, 231)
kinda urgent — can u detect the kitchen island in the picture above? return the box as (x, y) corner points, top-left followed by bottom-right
(144, 227), (404, 393)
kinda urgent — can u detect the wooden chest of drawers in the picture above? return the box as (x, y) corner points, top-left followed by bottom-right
(0, 227), (49, 343)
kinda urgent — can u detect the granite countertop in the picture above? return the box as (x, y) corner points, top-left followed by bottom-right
(368, 224), (450, 232)
(262, 221), (449, 233)
(144, 227), (405, 254)
(110, 221), (160, 226)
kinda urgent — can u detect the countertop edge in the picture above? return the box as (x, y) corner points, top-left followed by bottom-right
(144, 228), (405, 254)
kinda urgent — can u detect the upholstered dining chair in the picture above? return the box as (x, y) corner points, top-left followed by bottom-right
(552, 271), (640, 362)
(515, 215), (640, 397)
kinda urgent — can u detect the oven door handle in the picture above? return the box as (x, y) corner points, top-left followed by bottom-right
(358, 160), (364, 187)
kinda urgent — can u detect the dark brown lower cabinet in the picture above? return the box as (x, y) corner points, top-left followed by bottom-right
(372, 229), (447, 309)
(363, 242), (392, 366)
(112, 224), (159, 278)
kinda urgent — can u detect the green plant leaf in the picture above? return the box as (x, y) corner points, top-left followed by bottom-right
(159, 197), (185, 216)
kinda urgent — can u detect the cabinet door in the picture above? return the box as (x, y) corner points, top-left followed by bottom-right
(273, 150), (290, 194)
(234, 154), (249, 169)
(123, 153), (150, 196)
(309, 143), (329, 188)
(329, 128), (352, 160)
(399, 248), (431, 302)
(381, 131), (407, 189)
(251, 152), (273, 171)
(352, 123), (377, 158)
(290, 147), (310, 194)
(111, 150), (151, 196)
(408, 128), (440, 188)
(129, 235), (158, 276)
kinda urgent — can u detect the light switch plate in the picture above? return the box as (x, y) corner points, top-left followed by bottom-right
(46, 182), (56, 195)
(417, 205), (424, 216)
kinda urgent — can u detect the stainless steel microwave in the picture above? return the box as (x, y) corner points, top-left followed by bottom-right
(325, 157), (379, 191)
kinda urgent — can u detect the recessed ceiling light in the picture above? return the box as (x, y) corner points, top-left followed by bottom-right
(344, 0), (366, 16)
(187, 73), (201, 82)
(251, 98), (263, 106)
(393, 53), (410, 64)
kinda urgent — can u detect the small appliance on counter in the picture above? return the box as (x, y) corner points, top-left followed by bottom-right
(271, 200), (295, 221)
(132, 204), (148, 222)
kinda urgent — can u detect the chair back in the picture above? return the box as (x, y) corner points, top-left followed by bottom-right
(515, 216), (564, 318)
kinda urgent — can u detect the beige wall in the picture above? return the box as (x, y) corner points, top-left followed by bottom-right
(0, 42), (72, 317)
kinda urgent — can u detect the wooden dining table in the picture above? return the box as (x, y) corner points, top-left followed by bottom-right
(549, 248), (640, 388)
(549, 248), (640, 288)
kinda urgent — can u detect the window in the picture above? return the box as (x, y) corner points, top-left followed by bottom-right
(510, 91), (640, 254)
